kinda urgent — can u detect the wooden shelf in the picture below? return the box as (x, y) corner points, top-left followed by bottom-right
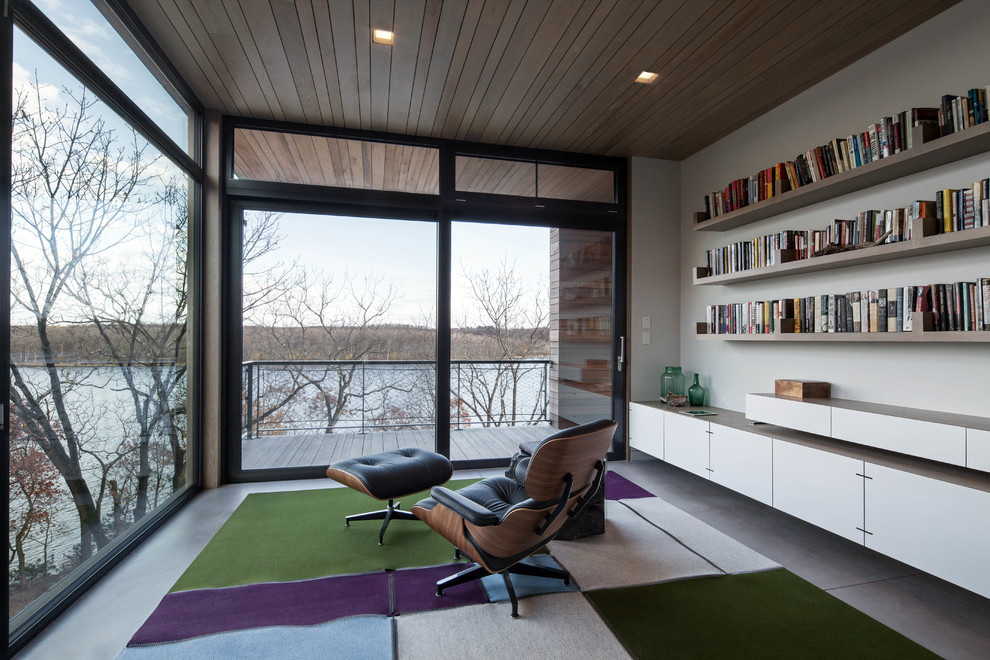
(696, 329), (990, 343)
(560, 378), (611, 394)
(693, 121), (990, 232)
(561, 260), (610, 277)
(694, 224), (990, 285)
(560, 298), (612, 311)
(559, 334), (612, 343)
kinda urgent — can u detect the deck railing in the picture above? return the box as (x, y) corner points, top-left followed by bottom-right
(242, 358), (550, 437)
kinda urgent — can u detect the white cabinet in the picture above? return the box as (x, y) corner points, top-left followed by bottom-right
(746, 394), (987, 473)
(969, 428), (990, 472)
(628, 397), (990, 600)
(864, 463), (990, 600)
(663, 411), (710, 479)
(746, 394), (831, 436)
(629, 403), (664, 459)
(772, 440), (864, 544)
(709, 425), (773, 505)
(831, 407), (966, 466)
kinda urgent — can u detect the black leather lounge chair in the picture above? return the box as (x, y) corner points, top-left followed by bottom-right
(412, 419), (616, 617)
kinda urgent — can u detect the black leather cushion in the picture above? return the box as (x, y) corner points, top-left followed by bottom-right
(416, 476), (528, 522)
(506, 456), (530, 486)
(518, 440), (540, 457)
(329, 448), (452, 500)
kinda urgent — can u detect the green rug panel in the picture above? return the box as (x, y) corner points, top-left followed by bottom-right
(170, 481), (475, 593)
(588, 569), (938, 659)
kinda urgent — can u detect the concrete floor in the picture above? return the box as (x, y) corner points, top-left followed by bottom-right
(14, 454), (990, 659)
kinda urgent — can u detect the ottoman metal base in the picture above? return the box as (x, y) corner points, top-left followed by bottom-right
(344, 499), (419, 545)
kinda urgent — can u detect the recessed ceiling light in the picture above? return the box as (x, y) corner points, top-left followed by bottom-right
(372, 29), (394, 45)
(635, 71), (658, 84)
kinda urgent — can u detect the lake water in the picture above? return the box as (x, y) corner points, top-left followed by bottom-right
(10, 365), (186, 572)
(11, 360), (550, 572)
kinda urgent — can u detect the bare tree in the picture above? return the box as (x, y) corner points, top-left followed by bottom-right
(9, 76), (179, 563)
(454, 257), (549, 427)
(73, 196), (188, 519)
(244, 265), (406, 434)
(241, 210), (299, 316)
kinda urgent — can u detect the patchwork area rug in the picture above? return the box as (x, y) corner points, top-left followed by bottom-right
(120, 471), (935, 659)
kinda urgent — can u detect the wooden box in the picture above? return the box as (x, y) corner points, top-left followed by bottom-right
(774, 379), (831, 399)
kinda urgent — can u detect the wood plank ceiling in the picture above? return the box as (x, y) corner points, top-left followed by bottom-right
(128, 0), (961, 161)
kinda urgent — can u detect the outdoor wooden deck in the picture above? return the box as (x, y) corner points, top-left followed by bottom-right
(241, 424), (552, 469)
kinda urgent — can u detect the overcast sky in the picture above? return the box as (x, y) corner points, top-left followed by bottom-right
(13, 6), (559, 333)
(245, 211), (551, 328)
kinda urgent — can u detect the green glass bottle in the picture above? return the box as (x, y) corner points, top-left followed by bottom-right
(660, 366), (685, 398)
(688, 373), (706, 406)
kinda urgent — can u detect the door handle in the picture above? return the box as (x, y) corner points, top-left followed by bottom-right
(617, 336), (625, 372)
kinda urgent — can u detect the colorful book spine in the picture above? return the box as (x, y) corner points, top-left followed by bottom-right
(702, 280), (988, 335)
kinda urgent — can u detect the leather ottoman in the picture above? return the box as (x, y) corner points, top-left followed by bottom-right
(326, 447), (453, 544)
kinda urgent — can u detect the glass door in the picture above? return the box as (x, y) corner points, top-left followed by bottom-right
(450, 222), (621, 462)
(237, 210), (437, 471)
(553, 228), (618, 428)
(233, 211), (622, 472)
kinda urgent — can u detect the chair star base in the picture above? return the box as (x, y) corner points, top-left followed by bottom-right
(436, 559), (572, 618)
(412, 419), (616, 618)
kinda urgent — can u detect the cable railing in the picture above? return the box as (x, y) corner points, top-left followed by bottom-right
(241, 358), (551, 437)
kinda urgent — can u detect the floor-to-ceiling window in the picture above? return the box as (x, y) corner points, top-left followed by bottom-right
(239, 210), (437, 471)
(5, 2), (202, 652)
(225, 121), (626, 477)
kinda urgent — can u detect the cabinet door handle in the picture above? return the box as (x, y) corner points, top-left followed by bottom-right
(617, 336), (625, 372)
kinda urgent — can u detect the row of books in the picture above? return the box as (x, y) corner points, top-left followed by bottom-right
(940, 89), (990, 135)
(561, 276), (611, 302)
(704, 112), (929, 217)
(703, 279), (990, 335)
(703, 209), (916, 277)
(561, 315), (612, 337)
(701, 84), (990, 219)
(702, 177), (990, 278)
(937, 179), (990, 232)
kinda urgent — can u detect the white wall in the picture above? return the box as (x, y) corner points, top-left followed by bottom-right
(629, 157), (681, 401)
(677, 0), (990, 416)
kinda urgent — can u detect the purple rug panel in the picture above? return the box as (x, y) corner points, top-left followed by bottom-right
(392, 563), (488, 614)
(605, 471), (654, 500)
(130, 572), (390, 646)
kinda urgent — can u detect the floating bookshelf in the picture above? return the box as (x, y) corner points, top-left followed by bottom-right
(694, 317), (990, 343)
(693, 121), (990, 232)
(694, 224), (990, 285)
(695, 330), (990, 343)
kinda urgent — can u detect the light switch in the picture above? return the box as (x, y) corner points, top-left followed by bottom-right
(642, 331), (651, 345)
(642, 316), (651, 330)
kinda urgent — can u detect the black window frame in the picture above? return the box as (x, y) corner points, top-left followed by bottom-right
(222, 116), (628, 483)
(4, 1), (204, 654)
